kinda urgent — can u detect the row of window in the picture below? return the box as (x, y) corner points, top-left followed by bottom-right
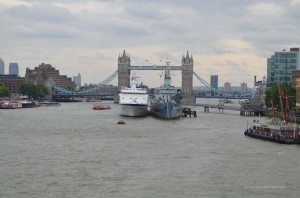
(272, 59), (297, 63)
(273, 65), (297, 69)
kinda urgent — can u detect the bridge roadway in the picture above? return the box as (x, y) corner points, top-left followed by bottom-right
(52, 93), (114, 97)
(196, 96), (252, 100)
(129, 66), (182, 70)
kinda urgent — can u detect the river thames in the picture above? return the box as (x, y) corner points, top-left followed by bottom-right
(0, 99), (299, 198)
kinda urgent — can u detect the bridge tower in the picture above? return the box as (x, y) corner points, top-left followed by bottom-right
(181, 51), (196, 104)
(115, 50), (131, 102)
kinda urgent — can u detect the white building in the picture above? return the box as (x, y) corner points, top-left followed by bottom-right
(240, 82), (247, 93)
(73, 73), (81, 87)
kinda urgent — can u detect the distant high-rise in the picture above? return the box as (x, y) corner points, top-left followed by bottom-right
(240, 82), (247, 93)
(224, 82), (231, 93)
(267, 47), (300, 88)
(9, 63), (19, 75)
(210, 75), (218, 96)
(0, 58), (4, 74)
(210, 75), (218, 89)
(73, 73), (81, 87)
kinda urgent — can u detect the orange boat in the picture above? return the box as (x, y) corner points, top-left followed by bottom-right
(93, 104), (111, 110)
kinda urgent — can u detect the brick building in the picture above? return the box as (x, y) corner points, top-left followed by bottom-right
(0, 74), (24, 98)
(25, 63), (75, 89)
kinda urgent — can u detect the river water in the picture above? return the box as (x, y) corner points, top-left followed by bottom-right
(0, 99), (299, 198)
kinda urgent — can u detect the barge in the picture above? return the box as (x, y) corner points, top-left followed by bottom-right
(244, 84), (300, 144)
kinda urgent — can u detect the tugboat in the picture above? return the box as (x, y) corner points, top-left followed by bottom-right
(150, 62), (183, 120)
(244, 85), (300, 144)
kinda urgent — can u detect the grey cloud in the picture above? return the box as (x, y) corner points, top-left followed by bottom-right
(5, 3), (76, 24)
(1, 0), (300, 86)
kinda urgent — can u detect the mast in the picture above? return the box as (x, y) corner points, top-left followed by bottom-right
(278, 84), (289, 123)
(163, 62), (171, 87)
(271, 100), (276, 117)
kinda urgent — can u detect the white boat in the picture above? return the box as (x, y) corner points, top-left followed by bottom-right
(21, 99), (39, 108)
(0, 100), (22, 109)
(119, 75), (149, 117)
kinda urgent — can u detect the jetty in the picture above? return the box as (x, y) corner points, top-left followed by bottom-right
(195, 103), (239, 113)
(195, 98), (265, 116)
(182, 107), (197, 117)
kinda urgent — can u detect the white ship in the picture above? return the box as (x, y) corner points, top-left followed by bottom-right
(119, 75), (149, 117)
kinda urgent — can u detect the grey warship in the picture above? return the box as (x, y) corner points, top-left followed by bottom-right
(150, 62), (182, 119)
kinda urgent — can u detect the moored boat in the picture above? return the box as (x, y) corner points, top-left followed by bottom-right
(244, 84), (300, 144)
(244, 118), (300, 144)
(150, 62), (183, 119)
(21, 100), (39, 108)
(0, 100), (22, 109)
(119, 74), (148, 117)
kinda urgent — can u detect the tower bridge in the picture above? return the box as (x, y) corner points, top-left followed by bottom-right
(117, 50), (195, 104)
(52, 50), (228, 104)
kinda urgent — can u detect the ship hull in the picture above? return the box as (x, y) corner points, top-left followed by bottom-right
(244, 129), (300, 144)
(119, 104), (148, 117)
(150, 102), (181, 120)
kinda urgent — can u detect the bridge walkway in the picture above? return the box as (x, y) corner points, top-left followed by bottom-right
(191, 103), (264, 116)
(194, 103), (240, 113)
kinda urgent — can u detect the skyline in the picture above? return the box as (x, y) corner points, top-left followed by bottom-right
(0, 0), (300, 87)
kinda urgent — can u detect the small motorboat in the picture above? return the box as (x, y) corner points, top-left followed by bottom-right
(93, 104), (111, 110)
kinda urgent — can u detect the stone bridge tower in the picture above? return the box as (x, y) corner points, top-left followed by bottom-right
(115, 50), (131, 103)
(181, 51), (196, 104)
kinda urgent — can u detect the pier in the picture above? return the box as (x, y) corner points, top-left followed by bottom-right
(182, 107), (197, 117)
(195, 103), (240, 114)
(195, 101), (264, 116)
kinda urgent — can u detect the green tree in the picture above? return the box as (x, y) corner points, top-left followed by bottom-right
(36, 84), (50, 98)
(0, 83), (10, 97)
(265, 83), (295, 110)
(20, 83), (49, 99)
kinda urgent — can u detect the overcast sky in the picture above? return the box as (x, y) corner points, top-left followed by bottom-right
(0, 0), (300, 87)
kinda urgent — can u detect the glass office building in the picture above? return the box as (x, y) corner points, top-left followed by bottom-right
(0, 58), (4, 74)
(267, 48), (300, 88)
(9, 63), (19, 75)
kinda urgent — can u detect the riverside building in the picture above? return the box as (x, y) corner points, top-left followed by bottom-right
(0, 74), (24, 98)
(267, 48), (300, 88)
(25, 63), (75, 89)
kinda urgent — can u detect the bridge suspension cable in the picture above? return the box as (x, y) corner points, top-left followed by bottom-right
(193, 72), (223, 95)
(52, 70), (118, 94)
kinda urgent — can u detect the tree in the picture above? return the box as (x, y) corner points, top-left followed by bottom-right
(265, 83), (295, 110)
(20, 83), (49, 99)
(0, 83), (10, 97)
